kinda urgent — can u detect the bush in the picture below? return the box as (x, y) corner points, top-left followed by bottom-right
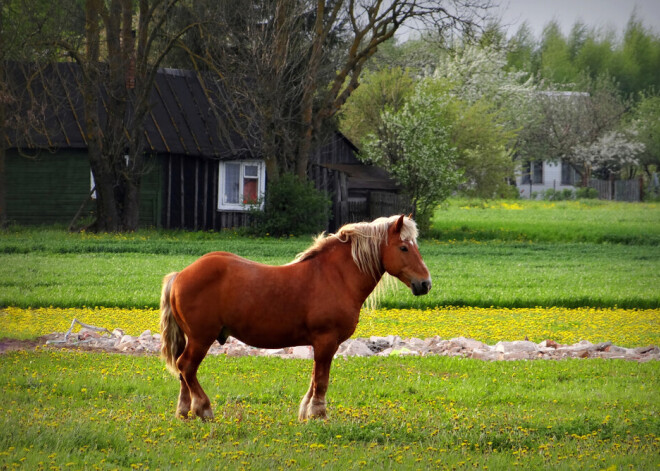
(576, 186), (599, 199)
(249, 174), (331, 237)
(542, 188), (562, 201)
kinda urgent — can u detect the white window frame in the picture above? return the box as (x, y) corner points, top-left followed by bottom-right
(217, 160), (266, 211)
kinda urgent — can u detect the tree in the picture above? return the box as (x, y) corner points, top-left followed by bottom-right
(520, 76), (639, 186)
(450, 99), (515, 198)
(51, 0), (195, 232)
(538, 21), (580, 84)
(628, 94), (660, 179)
(433, 44), (535, 196)
(360, 80), (462, 230)
(175, 0), (491, 182)
(338, 66), (414, 147)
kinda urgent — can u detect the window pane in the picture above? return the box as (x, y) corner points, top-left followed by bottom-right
(224, 163), (240, 204)
(532, 161), (543, 184)
(244, 164), (259, 178)
(243, 178), (258, 204)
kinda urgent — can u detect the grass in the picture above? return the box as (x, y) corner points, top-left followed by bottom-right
(1, 350), (658, 470)
(430, 199), (660, 245)
(1, 225), (659, 310)
(1, 199), (659, 469)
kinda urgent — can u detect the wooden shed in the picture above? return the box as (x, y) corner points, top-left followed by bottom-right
(3, 63), (406, 231)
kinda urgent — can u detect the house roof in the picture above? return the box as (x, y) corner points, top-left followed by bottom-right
(4, 62), (253, 158)
(5, 62), (401, 193)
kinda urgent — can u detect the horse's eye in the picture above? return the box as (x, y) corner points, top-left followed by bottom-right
(399, 245), (408, 252)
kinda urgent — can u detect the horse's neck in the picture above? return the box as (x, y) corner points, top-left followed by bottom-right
(322, 237), (384, 303)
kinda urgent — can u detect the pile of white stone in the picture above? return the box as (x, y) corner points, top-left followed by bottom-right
(43, 328), (659, 362)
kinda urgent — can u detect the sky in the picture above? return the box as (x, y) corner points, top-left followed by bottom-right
(494, 0), (660, 39)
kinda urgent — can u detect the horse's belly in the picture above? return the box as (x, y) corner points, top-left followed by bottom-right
(227, 320), (310, 350)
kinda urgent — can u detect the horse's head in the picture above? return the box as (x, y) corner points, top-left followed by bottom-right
(382, 215), (432, 296)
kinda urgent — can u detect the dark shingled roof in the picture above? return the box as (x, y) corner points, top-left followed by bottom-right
(5, 62), (252, 159)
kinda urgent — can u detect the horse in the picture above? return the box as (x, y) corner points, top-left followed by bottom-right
(159, 214), (431, 421)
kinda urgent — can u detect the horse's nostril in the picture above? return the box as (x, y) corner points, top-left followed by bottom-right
(412, 279), (432, 296)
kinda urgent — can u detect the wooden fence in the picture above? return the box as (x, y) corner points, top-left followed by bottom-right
(347, 192), (412, 223)
(589, 178), (643, 202)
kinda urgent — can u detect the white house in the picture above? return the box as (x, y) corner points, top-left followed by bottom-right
(515, 160), (581, 199)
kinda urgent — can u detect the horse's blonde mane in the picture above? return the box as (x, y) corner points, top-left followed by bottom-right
(293, 215), (418, 281)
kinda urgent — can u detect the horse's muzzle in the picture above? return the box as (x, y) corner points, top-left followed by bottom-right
(411, 279), (432, 296)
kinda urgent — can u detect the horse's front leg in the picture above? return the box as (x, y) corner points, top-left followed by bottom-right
(299, 339), (338, 421)
(176, 373), (192, 419)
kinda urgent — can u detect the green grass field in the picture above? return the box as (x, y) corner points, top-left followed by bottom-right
(1, 351), (658, 470)
(1, 199), (659, 469)
(1, 199), (659, 309)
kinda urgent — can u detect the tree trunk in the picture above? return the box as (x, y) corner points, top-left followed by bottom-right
(0, 148), (6, 228)
(122, 178), (140, 230)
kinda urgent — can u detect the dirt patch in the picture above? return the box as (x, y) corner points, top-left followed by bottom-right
(0, 337), (49, 354)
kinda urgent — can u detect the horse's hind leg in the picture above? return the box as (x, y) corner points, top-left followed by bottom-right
(177, 338), (214, 420)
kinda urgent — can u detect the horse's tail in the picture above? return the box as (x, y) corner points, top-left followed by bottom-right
(160, 272), (185, 377)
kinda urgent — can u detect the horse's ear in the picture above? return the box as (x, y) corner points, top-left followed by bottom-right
(394, 214), (405, 233)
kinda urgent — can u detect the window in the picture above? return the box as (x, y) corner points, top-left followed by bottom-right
(218, 160), (266, 211)
(521, 160), (543, 184)
(561, 160), (580, 185)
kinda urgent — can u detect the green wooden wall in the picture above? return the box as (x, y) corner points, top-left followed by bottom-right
(5, 149), (162, 227)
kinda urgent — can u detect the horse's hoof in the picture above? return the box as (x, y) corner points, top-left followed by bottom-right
(197, 409), (214, 421)
(176, 409), (191, 420)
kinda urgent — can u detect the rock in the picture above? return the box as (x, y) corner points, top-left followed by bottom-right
(77, 328), (101, 341)
(590, 341), (613, 352)
(427, 339), (450, 354)
(494, 341), (538, 353)
(337, 339), (373, 357)
(404, 337), (430, 355)
(449, 337), (488, 351)
(368, 336), (398, 352)
(503, 351), (533, 361)
(539, 340), (559, 349)
(112, 328), (124, 338)
(634, 346), (659, 355)
(471, 350), (502, 361)
(119, 334), (136, 345)
(289, 345), (313, 360)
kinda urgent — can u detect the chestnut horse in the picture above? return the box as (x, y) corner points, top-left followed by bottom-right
(160, 215), (431, 421)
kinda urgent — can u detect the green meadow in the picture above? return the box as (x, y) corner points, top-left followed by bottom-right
(1, 198), (659, 469)
(1, 351), (658, 470)
(0, 199), (659, 309)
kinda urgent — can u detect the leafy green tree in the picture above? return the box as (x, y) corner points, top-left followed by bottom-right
(539, 21), (580, 84)
(338, 67), (414, 148)
(628, 94), (660, 179)
(506, 22), (537, 73)
(360, 80), (461, 231)
(451, 99), (516, 198)
(434, 44), (536, 196)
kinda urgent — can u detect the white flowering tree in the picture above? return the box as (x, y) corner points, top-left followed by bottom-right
(573, 131), (644, 182)
(360, 80), (462, 230)
(434, 44), (538, 131)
